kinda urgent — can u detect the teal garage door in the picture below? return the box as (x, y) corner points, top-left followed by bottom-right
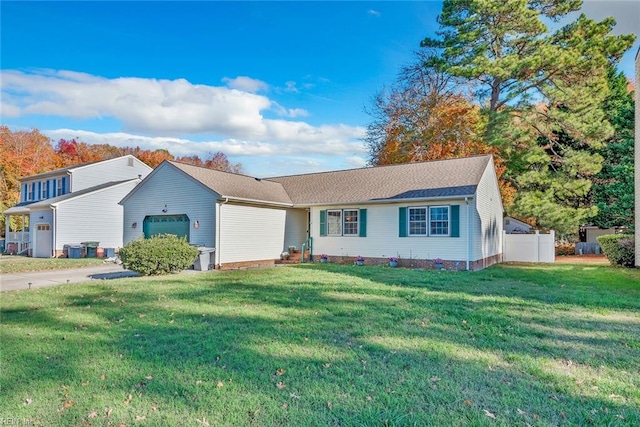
(143, 214), (190, 239)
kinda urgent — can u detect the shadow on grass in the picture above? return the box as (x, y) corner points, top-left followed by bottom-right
(1, 267), (639, 425)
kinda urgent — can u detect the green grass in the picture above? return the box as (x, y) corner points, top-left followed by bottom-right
(0, 255), (104, 274)
(1, 263), (639, 426)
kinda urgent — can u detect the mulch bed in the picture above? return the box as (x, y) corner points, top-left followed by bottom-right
(555, 254), (609, 264)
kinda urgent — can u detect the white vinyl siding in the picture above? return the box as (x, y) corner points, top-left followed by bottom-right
(71, 155), (152, 192)
(122, 163), (217, 247)
(54, 180), (141, 251)
(284, 209), (307, 251)
(218, 203), (286, 265)
(471, 158), (504, 261)
(312, 203), (468, 262)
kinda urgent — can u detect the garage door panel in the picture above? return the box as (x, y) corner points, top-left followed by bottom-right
(143, 214), (190, 239)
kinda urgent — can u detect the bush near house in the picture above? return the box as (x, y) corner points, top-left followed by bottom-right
(119, 234), (199, 275)
(597, 234), (636, 268)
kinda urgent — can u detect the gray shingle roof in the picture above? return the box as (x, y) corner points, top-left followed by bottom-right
(268, 155), (491, 205)
(168, 162), (293, 205)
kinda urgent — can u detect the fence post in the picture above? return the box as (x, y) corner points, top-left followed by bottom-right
(536, 230), (540, 262)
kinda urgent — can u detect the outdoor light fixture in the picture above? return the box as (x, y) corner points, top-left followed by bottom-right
(132, 222), (137, 229)
(162, 204), (168, 213)
(194, 220), (199, 229)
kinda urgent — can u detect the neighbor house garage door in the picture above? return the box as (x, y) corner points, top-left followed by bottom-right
(143, 214), (190, 239)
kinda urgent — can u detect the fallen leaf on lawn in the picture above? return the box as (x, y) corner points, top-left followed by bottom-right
(561, 412), (566, 419)
(327, 401), (333, 410)
(24, 398), (33, 406)
(196, 418), (210, 427)
(615, 415), (625, 420)
(217, 381), (224, 388)
(462, 320), (467, 324)
(322, 363), (331, 368)
(151, 406), (158, 412)
(138, 313), (145, 318)
(145, 375), (153, 380)
(63, 400), (75, 409)
(124, 394), (133, 404)
(281, 403), (288, 409)
(100, 374), (106, 380)
(82, 381), (90, 386)
(135, 415), (146, 421)
(533, 413), (540, 420)
(483, 409), (496, 419)
(464, 400), (473, 406)
(105, 408), (113, 417)
(366, 396), (372, 401)
(276, 381), (286, 389)
(117, 424), (127, 427)
(88, 411), (98, 418)
(289, 393), (300, 399)
(169, 319), (174, 324)
(517, 408), (526, 415)
(275, 368), (286, 376)
(609, 393), (623, 399)
(196, 380), (203, 385)
(430, 376), (440, 382)
(81, 419), (91, 427)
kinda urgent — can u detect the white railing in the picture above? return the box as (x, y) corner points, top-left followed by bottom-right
(7, 231), (30, 243)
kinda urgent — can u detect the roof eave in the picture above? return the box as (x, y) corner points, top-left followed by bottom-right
(218, 195), (294, 208)
(292, 193), (476, 208)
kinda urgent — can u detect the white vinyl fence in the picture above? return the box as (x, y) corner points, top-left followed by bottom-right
(503, 230), (555, 263)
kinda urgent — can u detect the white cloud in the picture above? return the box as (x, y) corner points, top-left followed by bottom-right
(0, 69), (363, 145)
(368, 9), (381, 17)
(222, 76), (269, 93)
(284, 81), (299, 93)
(344, 156), (368, 168)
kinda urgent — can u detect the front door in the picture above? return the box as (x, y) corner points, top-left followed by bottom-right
(34, 223), (52, 258)
(142, 214), (190, 240)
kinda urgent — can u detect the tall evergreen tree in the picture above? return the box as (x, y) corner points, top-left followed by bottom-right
(590, 67), (635, 230)
(420, 0), (635, 236)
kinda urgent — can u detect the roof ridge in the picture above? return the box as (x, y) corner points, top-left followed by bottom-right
(265, 154), (491, 181)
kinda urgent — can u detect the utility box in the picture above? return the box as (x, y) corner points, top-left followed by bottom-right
(194, 247), (215, 271)
(104, 248), (116, 258)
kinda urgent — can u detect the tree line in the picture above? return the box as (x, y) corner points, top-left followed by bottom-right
(364, 0), (635, 238)
(0, 125), (241, 234)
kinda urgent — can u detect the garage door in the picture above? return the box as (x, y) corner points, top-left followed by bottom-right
(143, 214), (190, 239)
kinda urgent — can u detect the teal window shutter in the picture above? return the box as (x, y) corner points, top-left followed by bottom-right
(359, 209), (367, 237)
(36, 182), (41, 200)
(450, 205), (460, 237)
(319, 210), (327, 236)
(22, 184), (27, 202)
(399, 207), (407, 237)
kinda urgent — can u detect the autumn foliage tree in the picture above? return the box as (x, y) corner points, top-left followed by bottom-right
(365, 51), (515, 205)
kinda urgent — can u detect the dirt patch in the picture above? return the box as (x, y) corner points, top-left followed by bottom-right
(555, 255), (609, 264)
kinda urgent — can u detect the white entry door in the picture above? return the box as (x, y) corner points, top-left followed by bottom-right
(35, 223), (52, 258)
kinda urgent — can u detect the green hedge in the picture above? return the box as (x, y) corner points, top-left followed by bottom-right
(596, 234), (635, 268)
(119, 234), (200, 276)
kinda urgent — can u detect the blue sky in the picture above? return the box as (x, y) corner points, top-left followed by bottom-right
(1, 1), (638, 177)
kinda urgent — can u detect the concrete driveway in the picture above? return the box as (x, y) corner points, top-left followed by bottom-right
(1, 264), (139, 292)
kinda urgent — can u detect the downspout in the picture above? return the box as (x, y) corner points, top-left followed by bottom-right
(465, 197), (470, 271)
(217, 197), (229, 268)
(52, 206), (57, 258)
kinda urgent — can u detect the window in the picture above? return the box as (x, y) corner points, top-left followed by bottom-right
(37, 224), (50, 231)
(320, 209), (366, 237)
(429, 206), (450, 236)
(28, 183), (35, 201)
(343, 210), (359, 236)
(408, 207), (427, 236)
(327, 210), (342, 235)
(41, 181), (47, 199)
(56, 178), (63, 196)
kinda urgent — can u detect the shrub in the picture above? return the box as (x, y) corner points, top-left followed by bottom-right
(119, 234), (200, 275)
(555, 243), (575, 256)
(596, 234), (636, 268)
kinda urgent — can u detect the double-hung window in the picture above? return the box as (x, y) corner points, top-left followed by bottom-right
(327, 210), (342, 236)
(28, 183), (35, 201)
(41, 181), (47, 199)
(56, 178), (63, 196)
(403, 205), (451, 237)
(343, 209), (359, 236)
(429, 206), (450, 236)
(320, 209), (366, 237)
(408, 208), (427, 236)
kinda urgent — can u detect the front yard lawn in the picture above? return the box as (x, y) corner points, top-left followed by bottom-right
(0, 255), (104, 274)
(1, 263), (639, 426)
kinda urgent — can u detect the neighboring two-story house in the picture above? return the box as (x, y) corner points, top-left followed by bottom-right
(3, 155), (152, 257)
